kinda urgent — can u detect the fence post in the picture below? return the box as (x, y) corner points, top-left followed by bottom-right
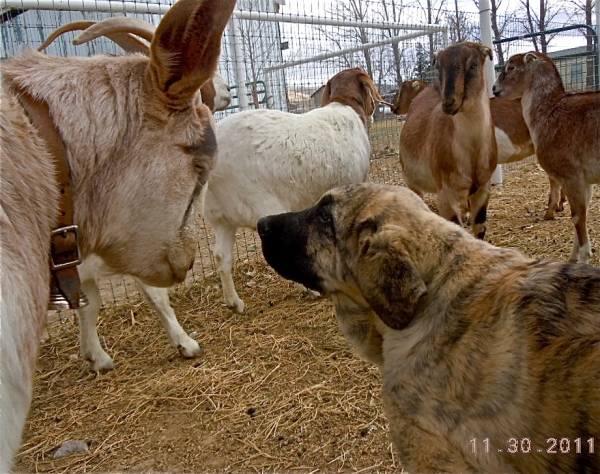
(229, 16), (250, 111)
(480, 0), (502, 186)
(597, 0), (600, 89)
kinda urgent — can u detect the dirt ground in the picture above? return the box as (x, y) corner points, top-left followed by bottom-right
(15, 159), (599, 473)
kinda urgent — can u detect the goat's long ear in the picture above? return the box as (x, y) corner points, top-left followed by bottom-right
(356, 227), (426, 330)
(524, 52), (538, 64)
(150, 0), (236, 108)
(359, 73), (393, 107)
(321, 80), (332, 107)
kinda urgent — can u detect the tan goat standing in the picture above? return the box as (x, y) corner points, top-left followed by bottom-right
(399, 42), (498, 239)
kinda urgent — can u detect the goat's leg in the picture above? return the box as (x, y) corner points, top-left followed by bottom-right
(437, 184), (467, 229)
(213, 224), (245, 313)
(469, 181), (491, 240)
(134, 280), (203, 358)
(77, 272), (115, 372)
(544, 175), (565, 220)
(566, 184), (593, 264)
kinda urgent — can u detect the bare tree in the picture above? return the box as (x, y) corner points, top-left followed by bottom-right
(417, 0), (447, 59)
(518, 0), (570, 52)
(376, 0), (406, 86)
(446, 10), (478, 43)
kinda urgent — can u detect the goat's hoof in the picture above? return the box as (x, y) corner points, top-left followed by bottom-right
(543, 212), (555, 220)
(226, 298), (245, 314)
(84, 352), (115, 373)
(177, 338), (204, 358)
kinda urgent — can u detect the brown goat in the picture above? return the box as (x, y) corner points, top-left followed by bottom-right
(390, 79), (428, 116)
(0, 1), (235, 470)
(394, 79), (566, 219)
(399, 42), (498, 239)
(493, 52), (600, 263)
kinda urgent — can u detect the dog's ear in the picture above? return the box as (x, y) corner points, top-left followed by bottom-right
(356, 228), (426, 330)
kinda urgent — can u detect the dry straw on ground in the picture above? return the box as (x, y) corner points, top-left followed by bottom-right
(16, 159), (599, 473)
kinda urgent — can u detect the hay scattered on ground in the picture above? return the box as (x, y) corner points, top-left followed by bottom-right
(16, 160), (599, 473)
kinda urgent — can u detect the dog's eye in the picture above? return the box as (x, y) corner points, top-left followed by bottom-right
(316, 210), (331, 225)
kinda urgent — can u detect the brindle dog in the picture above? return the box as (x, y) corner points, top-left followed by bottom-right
(257, 182), (600, 474)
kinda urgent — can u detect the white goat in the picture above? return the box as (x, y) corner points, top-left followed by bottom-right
(0, 1), (236, 470)
(493, 51), (600, 263)
(203, 68), (390, 313)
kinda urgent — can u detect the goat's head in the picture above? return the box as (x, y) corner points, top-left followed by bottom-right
(434, 42), (492, 116)
(492, 51), (558, 100)
(203, 73), (232, 112)
(321, 68), (392, 127)
(2, 0), (236, 287)
(390, 79), (427, 115)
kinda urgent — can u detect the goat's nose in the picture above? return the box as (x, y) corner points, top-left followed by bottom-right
(492, 84), (500, 96)
(442, 98), (456, 109)
(257, 217), (271, 237)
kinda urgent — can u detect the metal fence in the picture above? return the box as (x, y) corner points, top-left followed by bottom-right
(1, 0), (597, 307)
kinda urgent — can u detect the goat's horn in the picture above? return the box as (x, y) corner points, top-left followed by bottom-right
(73, 17), (156, 46)
(37, 18), (151, 55)
(76, 31), (150, 55)
(38, 20), (97, 51)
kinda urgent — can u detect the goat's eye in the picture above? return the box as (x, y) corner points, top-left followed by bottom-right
(471, 63), (478, 69)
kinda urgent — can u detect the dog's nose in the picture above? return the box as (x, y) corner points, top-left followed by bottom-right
(257, 217), (270, 237)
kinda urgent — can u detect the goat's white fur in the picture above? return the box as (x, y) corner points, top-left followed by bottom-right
(207, 73), (232, 112)
(203, 68), (384, 313)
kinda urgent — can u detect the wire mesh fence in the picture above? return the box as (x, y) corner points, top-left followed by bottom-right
(1, 0), (598, 310)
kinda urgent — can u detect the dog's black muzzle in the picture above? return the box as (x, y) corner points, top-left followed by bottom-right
(258, 211), (323, 293)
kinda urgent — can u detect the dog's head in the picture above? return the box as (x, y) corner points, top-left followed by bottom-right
(257, 183), (463, 330)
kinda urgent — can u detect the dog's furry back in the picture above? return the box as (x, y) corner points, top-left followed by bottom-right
(257, 183), (600, 474)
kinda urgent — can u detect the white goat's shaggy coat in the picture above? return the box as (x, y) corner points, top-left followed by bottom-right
(203, 68), (383, 313)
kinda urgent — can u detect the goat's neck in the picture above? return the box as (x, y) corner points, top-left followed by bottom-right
(452, 90), (493, 139)
(331, 98), (369, 130)
(2, 52), (147, 182)
(521, 69), (566, 133)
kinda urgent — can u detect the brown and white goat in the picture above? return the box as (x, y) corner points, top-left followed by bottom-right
(37, 17), (232, 113)
(0, 1), (235, 470)
(203, 68), (390, 313)
(394, 78), (566, 219)
(399, 42), (498, 238)
(493, 51), (600, 263)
